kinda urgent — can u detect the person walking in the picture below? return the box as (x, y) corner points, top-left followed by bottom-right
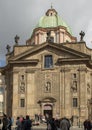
(47, 117), (57, 130)
(7, 117), (12, 130)
(60, 117), (71, 130)
(2, 114), (9, 130)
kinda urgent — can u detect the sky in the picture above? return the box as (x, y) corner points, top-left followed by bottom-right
(0, 0), (92, 67)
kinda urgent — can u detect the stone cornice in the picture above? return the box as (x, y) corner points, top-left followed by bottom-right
(58, 57), (90, 63)
(9, 42), (91, 61)
(9, 59), (39, 64)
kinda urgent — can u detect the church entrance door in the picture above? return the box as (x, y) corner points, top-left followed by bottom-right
(43, 104), (53, 118)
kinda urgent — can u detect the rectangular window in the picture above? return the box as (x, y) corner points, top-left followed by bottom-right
(44, 55), (53, 68)
(20, 99), (25, 107)
(73, 98), (77, 107)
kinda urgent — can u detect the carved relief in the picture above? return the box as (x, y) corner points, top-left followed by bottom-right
(71, 73), (78, 93)
(71, 81), (77, 92)
(87, 83), (90, 94)
(19, 82), (25, 93)
(19, 74), (26, 94)
(45, 81), (51, 92)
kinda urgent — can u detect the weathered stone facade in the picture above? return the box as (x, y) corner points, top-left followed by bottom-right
(1, 7), (92, 126)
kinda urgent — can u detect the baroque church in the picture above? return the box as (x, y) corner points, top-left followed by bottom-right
(1, 7), (92, 125)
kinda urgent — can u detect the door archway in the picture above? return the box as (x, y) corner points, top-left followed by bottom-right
(37, 97), (56, 118)
(44, 104), (53, 118)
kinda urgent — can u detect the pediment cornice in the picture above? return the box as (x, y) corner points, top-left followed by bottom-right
(9, 42), (91, 62)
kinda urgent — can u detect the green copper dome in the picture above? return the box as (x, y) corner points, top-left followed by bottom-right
(36, 8), (72, 35)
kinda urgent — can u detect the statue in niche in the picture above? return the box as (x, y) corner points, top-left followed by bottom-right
(19, 82), (25, 93)
(46, 31), (54, 43)
(45, 81), (51, 92)
(87, 83), (90, 94)
(71, 81), (77, 92)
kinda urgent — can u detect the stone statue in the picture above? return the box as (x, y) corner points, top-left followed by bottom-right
(6, 44), (11, 53)
(14, 35), (20, 45)
(45, 82), (51, 92)
(19, 82), (25, 93)
(46, 31), (54, 42)
(79, 31), (85, 41)
(71, 81), (77, 92)
(46, 31), (51, 41)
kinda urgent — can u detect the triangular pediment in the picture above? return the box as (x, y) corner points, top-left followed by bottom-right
(9, 42), (91, 63)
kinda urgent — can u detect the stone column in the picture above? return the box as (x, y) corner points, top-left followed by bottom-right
(26, 69), (36, 117)
(59, 31), (64, 43)
(60, 67), (71, 118)
(12, 70), (19, 124)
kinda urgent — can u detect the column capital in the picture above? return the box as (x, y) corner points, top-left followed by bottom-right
(77, 67), (87, 72)
(60, 68), (70, 72)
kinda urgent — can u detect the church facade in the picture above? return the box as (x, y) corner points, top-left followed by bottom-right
(1, 7), (92, 125)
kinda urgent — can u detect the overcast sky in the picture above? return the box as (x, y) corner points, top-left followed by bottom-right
(0, 0), (92, 66)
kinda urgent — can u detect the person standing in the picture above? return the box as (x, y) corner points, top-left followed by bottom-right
(24, 115), (32, 130)
(16, 117), (22, 130)
(83, 119), (88, 130)
(2, 114), (9, 130)
(83, 119), (91, 130)
(60, 117), (71, 130)
(90, 119), (92, 130)
(7, 117), (12, 130)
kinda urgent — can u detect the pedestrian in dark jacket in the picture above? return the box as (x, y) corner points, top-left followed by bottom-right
(54, 119), (60, 130)
(7, 117), (12, 130)
(16, 117), (22, 130)
(84, 119), (88, 130)
(2, 114), (9, 130)
(83, 119), (91, 130)
(47, 117), (57, 130)
(24, 115), (32, 130)
(60, 117), (71, 130)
